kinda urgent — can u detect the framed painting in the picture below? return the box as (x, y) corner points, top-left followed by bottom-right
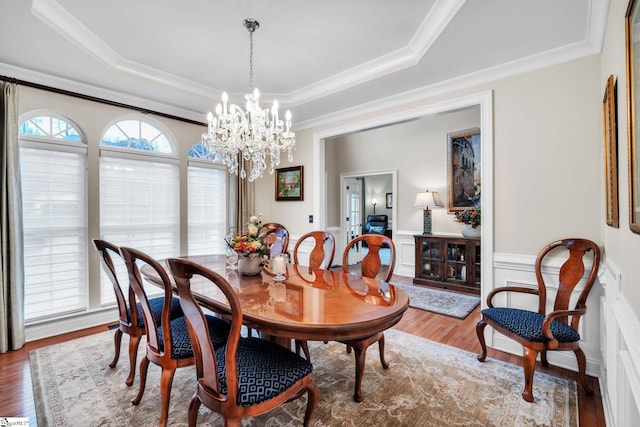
(603, 74), (619, 228)
(626, 0), (640, 233)
(447, 127), (481, 212)
(386, 193), (393, 209)
(275, 165), (303, 201)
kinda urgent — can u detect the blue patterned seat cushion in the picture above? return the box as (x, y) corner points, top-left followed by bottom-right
(215, 337), (313, 407)
(157, 315), (231, 359)
(129, 296), (183, 328)
(482, 307), (580, 343)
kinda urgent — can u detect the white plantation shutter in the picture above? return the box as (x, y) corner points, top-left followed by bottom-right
(99, 155), (179, 304)
(188, 162), (227, 255)
(21, 146), (88, 321)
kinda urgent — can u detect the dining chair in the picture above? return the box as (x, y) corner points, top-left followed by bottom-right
(92, 239), (183, 386)
(293, 230), (335, 270)
(261, 222), (289, 256)
(120, 247), (231, 427)
(292, 231), (336, 359)
(167, 257), (319, 427)
(476, 238), (600, 402)
(340, 233), (396, 402)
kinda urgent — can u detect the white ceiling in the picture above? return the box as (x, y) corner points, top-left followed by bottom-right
(0, 0), (608, 127)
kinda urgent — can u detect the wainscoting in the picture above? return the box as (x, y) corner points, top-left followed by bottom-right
(599, 259), (640, 427)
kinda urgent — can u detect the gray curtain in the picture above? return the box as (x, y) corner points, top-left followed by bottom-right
(0, 81), (25, 353)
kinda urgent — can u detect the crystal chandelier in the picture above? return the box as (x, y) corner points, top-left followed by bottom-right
(201, 18), (295, 181)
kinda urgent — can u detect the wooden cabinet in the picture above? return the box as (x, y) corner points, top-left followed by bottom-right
(413, 234), (480, 295)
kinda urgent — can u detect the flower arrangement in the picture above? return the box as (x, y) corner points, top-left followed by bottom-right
(454, 207), (481, 228)
(226, 214), (270, 261)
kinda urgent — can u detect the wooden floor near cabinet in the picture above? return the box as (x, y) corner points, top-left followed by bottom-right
(0, 274), (605, 427)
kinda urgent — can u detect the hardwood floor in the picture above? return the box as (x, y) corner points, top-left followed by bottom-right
(0, 275), (606, 426)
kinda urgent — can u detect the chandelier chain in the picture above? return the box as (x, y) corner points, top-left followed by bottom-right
(248, 30), (254, 92)
(201, 18), (296, 181)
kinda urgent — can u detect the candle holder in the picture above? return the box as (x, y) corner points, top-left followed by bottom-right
(272, 253), (288, 281)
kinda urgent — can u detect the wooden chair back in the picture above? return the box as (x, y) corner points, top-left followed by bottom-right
(120, 247), (177, 363)
(293, 231), (335, 269)
(342, 234), (396, 282)
(262, 222), (289, 255)
(92, 238), (143, 385)
(533, 238), (601, 328)
(93, 239), (135, 330)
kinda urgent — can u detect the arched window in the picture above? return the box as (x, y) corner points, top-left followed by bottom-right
(187, 143), (227, 255)
(19, 112), (88, 322)
(99, 116), (178, 304)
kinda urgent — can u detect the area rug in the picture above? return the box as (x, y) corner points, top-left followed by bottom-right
(30, 328), (577, 426)
(393, 282), (481, 319)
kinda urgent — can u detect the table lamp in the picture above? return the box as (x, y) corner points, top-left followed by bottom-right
(413, 190), (443, 235)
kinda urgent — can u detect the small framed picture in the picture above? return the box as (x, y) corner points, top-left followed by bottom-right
(275, 165), (304, 201)
(386, 193), (392, 209)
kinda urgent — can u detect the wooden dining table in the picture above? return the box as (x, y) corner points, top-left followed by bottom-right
(141, 254), (410, 400)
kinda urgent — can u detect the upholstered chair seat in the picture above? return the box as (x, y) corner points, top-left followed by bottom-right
(215, 337), (314, 407)
(482, 307), (580, 343)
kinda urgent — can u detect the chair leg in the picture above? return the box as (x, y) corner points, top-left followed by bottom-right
(574, 348), (594, 395)
(303, 380), (319, 427)
(377, 334), (389, 369)
(476, 320), (488, 362)
(296, 340), (311, 361)
(110, 328), (123, 368)
(522, 347), (538, 402)
(131, 356), (150, 405)
(351, 343), (367, 402)
(541, 350), (549, 367)
(126, 334), (142, 386)
(187, 395), (201, 427)
(158, 367), (177, 427)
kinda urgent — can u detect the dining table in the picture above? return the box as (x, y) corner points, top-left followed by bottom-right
(141, 254), (410, 401)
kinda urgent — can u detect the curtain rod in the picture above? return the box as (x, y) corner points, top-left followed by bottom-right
(0, 75), (205, 126)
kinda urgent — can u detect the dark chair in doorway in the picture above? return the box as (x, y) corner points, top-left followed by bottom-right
(362, 214), (388, 236)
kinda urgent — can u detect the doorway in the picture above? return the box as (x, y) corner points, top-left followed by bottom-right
(340, 170), (397, 261)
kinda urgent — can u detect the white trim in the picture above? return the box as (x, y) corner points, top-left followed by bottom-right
(25, 306), (118, 342)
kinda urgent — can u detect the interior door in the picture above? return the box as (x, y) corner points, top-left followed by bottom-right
(344, 177), (363, 264)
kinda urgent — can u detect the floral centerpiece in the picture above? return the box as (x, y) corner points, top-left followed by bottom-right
(454, 207), (481, 238)
(453, 207), (481, 228)
(226, 214), (270, 275)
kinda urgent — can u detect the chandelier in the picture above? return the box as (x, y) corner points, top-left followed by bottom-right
(201, 18), (295, 181)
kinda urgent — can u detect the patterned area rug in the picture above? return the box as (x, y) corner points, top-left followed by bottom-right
(393, 282), (480, 319)
(30, 328), (577, 426)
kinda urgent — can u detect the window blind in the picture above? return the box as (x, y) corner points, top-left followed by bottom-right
(188, 164), (227, 255)
(99, 155), (179, 304)
(21, 147), (88, 321)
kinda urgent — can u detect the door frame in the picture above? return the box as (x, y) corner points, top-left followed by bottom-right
(340, 170), (397, 258)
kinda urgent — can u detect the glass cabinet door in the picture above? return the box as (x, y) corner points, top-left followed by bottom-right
(420, 239), (441, 280)
(445, 242), (467, 283)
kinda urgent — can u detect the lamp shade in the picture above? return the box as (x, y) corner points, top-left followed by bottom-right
(413, 191), (443, 209)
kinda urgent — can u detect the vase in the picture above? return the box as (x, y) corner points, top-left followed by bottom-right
(237, 256), (264, 276)
(462, 224), (481, 238)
